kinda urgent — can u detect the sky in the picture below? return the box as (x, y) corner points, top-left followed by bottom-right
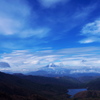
(0, 0), (100, 73)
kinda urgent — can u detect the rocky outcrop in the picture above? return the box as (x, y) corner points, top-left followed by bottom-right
(74, 90), (100, 98)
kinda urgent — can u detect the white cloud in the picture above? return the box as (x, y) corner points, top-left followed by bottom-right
(21, 28), (50, 38)
(79, 38), (96, 43)
(57, 47), (99, 54)
(0, 17), (22, 35)
(71, 69), (100, 74)
(57, 3), (97, 36)
(0, 47), (100, 73)
(0, 50), (62, 72)
(38, 0), (68, 8)
(0, 0), (50, 39)
(0, 0), (30, 35)
(80, 19), (100, 43)
(82, 20), (100, 36)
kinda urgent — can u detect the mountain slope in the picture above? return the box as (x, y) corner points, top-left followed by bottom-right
(74, 90), (100, 98)
(28, 63), (100, 77)
(14, 74), (83, 89)
(28, 63), (71, 76)
(76, 76), (100, 83)
(87, 78), (100, 90)
(0, 71), (44, 96)
(0, 71), (71, 100)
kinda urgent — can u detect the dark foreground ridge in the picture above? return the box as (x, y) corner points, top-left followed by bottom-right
(1, 71), (100, 100)
(0, 71), (80, 100)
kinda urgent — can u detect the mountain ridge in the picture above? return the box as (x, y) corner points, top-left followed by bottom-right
(27, 63), (100, 77)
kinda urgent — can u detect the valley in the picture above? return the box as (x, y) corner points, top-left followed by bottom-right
(0, 63), (100, 100)
(0, 70), (100, 100)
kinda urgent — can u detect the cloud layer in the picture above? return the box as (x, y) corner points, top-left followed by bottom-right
(0, 0), (30, 35)
(0, 0), (50, 39)
(80, 19), (100, 43)
(0, 0), (100, 73)
(0, 47), (100, 73)
(38, 0), (68, 8)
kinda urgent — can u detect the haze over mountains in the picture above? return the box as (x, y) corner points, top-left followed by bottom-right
(27, 63), (100, 77)
(1, 61), (100, 77)
(0, 69), (100, 100)
(0, 71), (83, 100)
(1, 62), (100, 99)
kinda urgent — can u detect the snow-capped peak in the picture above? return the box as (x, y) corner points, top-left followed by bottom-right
(47, 63), (57, 68)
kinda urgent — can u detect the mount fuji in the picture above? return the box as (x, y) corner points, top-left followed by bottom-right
(28, 63), (71, 76)
(27, 63), (100, 77)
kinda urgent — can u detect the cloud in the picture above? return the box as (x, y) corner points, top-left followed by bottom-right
(0, 47), (100, 73)
(0, 0), (50, 39)
(0, 50), (61, 72)
(79, 19), (100, 43)
(21, 28), (50, 38)
(38, 0), (68, 8)
(0, 62), (10, 68)
(49, 1), (97, 41)
(57, 47), (99, 54)
(0, 0), (30, 35)
(70, 69), (100, 74)
(0, 0), (98, 52)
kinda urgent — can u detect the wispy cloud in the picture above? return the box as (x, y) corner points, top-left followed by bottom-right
(0, 0), (98, 51)
(0, 47), (100, 73)
(71, 69), (100, 74)
(21, 28), (50, 38)
(79, 19), (100, 43)
(0, 0), (30, 35)
(0, 0), (50, 39)
(38, 0), (68, 8)
(50, 1), (97, 41)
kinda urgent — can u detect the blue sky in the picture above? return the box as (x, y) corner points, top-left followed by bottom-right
(0, 0), (100, 73)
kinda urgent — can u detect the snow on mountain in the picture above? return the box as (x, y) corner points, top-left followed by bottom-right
(46, 63), (58, 68)
(44, 63), (59, 70)
(40, 63), (71, 75)
(28, 63), (100, 77)
(27, 63), (71, 76)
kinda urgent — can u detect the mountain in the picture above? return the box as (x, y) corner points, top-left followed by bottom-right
(2, 71), (100, 100)
(45, 63), (58, 68)
(86, 78), (100, 90)
(28, 63), (71, 76)
(73, 90), (100, 99)
(28, 63), (100, 77)
(0, 71), (44, 96)
(76, 76), (100, 83)
(14, 74), (83, 89)
(0, 71), (73, 100)
(0, 92), (48, 100)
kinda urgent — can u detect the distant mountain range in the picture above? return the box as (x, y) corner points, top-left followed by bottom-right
(1, 61), (100, 77)
(28, 63), (71, 76)
(28, 63), (100, 77)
